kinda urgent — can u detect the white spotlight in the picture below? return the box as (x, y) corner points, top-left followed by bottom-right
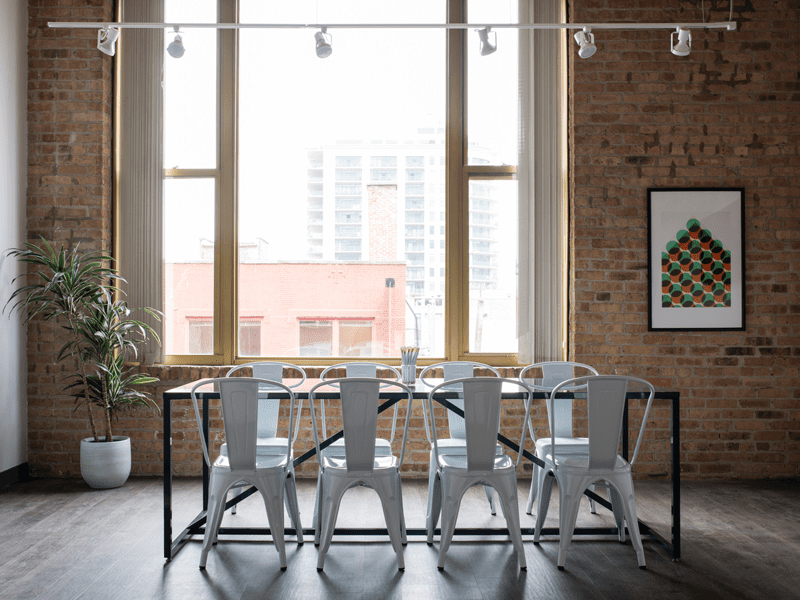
(477, 27), (497, 56)
(573, 27), (596, 59)
(671, 27), (692, 56)
(97, 26), (120, 56)
(167, 27), (185, 59)
(315, 27), (333, 58)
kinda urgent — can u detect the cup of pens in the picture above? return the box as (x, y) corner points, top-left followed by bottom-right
(401, 346), (418, 385)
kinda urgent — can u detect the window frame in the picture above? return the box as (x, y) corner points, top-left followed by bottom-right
(161, 0), (520, 367)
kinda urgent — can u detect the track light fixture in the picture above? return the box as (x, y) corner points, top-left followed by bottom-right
(573, 27), (596, 59)
(671, 27), (691, 56)
(97, 26), (119, 56)
(477, 27), (497, 56)
(167, 27), (185, 58)
(315, 27), (333, 58)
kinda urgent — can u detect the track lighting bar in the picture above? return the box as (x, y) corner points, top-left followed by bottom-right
(49, 21), (737, 32)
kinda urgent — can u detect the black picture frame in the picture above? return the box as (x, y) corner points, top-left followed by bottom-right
(647, 188), (745, 331)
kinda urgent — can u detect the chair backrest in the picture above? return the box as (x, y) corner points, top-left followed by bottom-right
(519, 361), (599, 438)
(225, 362), (307, 438)
(308, 378), (414, 475)
(317, 362), (401, 440)
(191, 377), (296, 472)
(428, 377), (533, 474)
(420, 361), (501, 440)
(549, 376), (655, 471)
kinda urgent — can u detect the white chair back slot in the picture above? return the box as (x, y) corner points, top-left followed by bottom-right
(586, 378), (629, 471)
(340, 379), (381, 473)
(220, 381), (260, 472)
(345, 363), (378, 378)
(226, 362), (307, 439)
(420, 361), (500, 441)
(462, 378), (504, 473)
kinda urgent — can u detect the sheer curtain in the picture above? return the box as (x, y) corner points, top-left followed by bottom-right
(517, 0), (567, 363)
(116, 0), (164, 363)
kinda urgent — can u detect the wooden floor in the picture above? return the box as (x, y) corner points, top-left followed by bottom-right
(0, 477), (798, 600)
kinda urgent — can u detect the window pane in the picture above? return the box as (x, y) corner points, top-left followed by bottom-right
(468, 179), (518, 353)
(339, 320), (373, 356)
(163, 0), (217, 168)
(299, 321), (332, 356)
(467, 0), (518, 166)
(238, 0), (445, 359)
(239, 320), (261, 356)
(163, 178), (215, 355)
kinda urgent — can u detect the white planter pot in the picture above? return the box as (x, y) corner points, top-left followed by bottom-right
(80, 436), (131, 489)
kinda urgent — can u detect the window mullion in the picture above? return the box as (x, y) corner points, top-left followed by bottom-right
(446, 0), (466, 362)
(217, 0), (237, 364)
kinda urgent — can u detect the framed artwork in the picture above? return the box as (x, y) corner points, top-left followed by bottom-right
(647, 188), (745, 331)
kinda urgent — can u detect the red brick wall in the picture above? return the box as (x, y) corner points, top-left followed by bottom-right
(25, 0), (115, 476)
(569, 0), (799, 479)
(367, 184), (398, 261)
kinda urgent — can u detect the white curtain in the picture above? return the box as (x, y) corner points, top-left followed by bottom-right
(517, 0), (567, 364)
(116, 0), (164, 363)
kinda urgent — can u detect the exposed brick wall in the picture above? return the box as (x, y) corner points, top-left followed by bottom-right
(569, 0), (799, 478)
(25, 0), (114, 476)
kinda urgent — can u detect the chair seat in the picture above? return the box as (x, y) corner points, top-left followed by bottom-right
(321, 454), (399, 472)
(535, 436), (589, 455)
(434, 439), (504, 455)
(212, 453), (289, 471)
(220, 437), (289, 457)
(438, 453), (515, 472)
(322, 437), (394, 456)
(548, 453), (629, 472)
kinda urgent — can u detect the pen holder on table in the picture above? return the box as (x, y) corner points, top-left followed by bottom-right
(401, 346), (418, 385)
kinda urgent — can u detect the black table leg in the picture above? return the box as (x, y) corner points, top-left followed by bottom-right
(163, 396), (172, 560)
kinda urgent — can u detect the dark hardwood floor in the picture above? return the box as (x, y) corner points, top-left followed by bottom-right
(0, 477), (798, 599)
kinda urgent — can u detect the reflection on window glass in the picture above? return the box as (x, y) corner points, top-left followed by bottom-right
(163, 0), (217, 168)
(468, 179), (518, 353)
(163, 178), (215, 355)
(467, 0), (518, 166)
(237, 0), (446, 358)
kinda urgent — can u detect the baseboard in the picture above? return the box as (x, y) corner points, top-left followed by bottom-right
(0, 462), (30, 490)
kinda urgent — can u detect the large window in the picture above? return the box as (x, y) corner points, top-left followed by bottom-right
(162, 0), (522, 365)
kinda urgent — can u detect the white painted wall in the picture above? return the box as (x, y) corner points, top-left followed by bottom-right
(0, 0), (28, 473)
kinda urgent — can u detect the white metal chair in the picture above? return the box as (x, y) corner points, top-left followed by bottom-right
(309, 378), (414, 571)
(419, 361), (502, 521)
(191, 378), (303, 570)
(426, 377), (532, 571)
(312, 362), (402, 532)
(532, 375), (655, 570)
(223, 362), (306, 515)
(519, 361), (599, 515)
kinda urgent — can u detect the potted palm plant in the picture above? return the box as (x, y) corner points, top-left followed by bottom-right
(5, 238), (161, 488)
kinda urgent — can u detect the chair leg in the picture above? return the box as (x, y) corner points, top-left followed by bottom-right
(316, 476), (348, 571)
(494, 478), (527, 570)
(284, 470), (304, 545)
(533, 470), (555, 543)
(556, 475), (588, 570)
(395, 475), (407, 545)
(200, 471), (227, 569)
(588, 482), (597, 514)
(258, 481), (287, 570)
(525, 465), (538, 514)
(609, 484), (626, 543)
(483, 485), (496, 515)
(612, 475), (646, 568)
(230, 483), (241, 514)
(437, 476), (467, 570)
(427, 470), (442, 545)
(373, 474), (406, 570)
(313, 468), (323, 546)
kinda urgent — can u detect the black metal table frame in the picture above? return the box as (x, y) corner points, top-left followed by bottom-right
(163, 385), (680, 562)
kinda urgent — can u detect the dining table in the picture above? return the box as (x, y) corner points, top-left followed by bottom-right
(161, 378), (681, 562)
